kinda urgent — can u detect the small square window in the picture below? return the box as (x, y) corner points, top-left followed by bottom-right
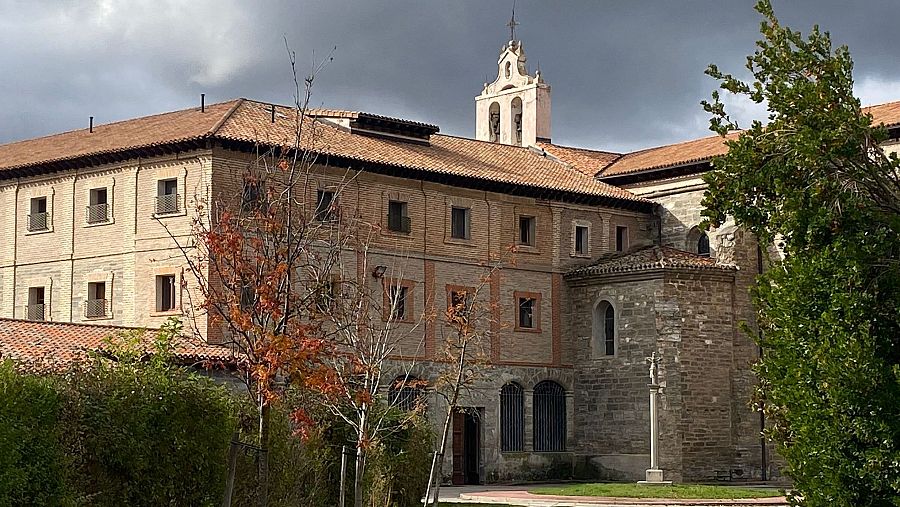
(450, 207), (470, 239)
(156, 179), (179, 215)
(315, 190), (336, 222)
(27, 287), (45, 321)
(387, 201), (410, 233)
(518, 297), (535, 329)
(615, 226), (629, 252)
(156, 274), (177, 312)
(574, 225), (589, 255)
(87, 188), (110, 224)
(518, 216), (536, 246)
(28, 197), (49, 232)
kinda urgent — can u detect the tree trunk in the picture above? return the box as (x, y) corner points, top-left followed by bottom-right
(258, 395), (270, 507)
(353, 443), (366, 507)
(424, 407), (453, 506)
(222, 432), (240, 507)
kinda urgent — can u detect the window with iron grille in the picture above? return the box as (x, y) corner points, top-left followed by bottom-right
(27, 287), (45, 321)
(86, 187), (109, 224)
(500, 382), (524, 452)
(533, 380), (566, 451)
(450, 206), (470, 239)
(28, 197), (49, 232)
(518, 216), (535, 246)
(388, 376), (425, 412)
(85, 282), (108, 318)
(156, 179), (179, 215)
(387, 200), (411, 233)
(315, 190), (336, 222)
(156, 274), (176, 312)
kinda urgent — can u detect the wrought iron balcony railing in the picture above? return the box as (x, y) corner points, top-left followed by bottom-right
(28, 212), (49, 232)
(86, 203), (109, 224)
(26, 304), (45, 321)
(84, 299), (108, 319)
(156, 194), (180, 215)
(387, 214), (411, 233)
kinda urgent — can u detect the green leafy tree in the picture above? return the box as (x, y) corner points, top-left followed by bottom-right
(702, 1), (900, 505)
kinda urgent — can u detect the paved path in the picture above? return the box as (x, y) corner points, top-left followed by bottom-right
(437, 484), (789, 507)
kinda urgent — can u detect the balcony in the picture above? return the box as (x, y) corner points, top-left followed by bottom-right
(85, 203), (109, 224)
(26, 304), (45, 321)
(84, 299), (109, 319)
(156, 194), (180, 215)
(27, 212), (49, 232)
(387, 214), (411, 234)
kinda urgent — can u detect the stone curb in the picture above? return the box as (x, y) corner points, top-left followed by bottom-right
(449, 491), (789, 507)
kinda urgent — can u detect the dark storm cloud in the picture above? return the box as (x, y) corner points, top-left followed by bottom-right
(1, 0), (898, 152)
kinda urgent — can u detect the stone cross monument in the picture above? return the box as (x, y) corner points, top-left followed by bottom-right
(639, 352), (671, 485)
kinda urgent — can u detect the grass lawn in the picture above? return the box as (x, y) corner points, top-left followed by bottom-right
(530, 483), (784, 499)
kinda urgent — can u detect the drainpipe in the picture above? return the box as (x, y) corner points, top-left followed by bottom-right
(11, 179), (20, 317)
(70, 169), (79, 321)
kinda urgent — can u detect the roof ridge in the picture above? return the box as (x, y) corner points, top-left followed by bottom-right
(207, 98), (246, 136)
(539, 141), (622, 157)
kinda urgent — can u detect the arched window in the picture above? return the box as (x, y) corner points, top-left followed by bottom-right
(697, 233), (711, 258)
(388, 375), (426, 412)
(500, 382), (524, 452)
(489, 102), (501, 143)
(533, 380), (566, 451)
(510, 97), (523, 146)
(592, 300), (616, 356)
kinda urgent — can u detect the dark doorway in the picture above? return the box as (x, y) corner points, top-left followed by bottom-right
(451, 409), (481, 485)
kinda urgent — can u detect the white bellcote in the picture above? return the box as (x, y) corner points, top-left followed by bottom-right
(475, 39), (551, 147)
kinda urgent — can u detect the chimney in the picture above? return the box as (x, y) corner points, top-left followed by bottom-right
(89, 116), (94, 133)
(201, 93), (206, 112)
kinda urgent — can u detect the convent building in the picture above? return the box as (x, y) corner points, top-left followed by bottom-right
(2, 35), (900, 485)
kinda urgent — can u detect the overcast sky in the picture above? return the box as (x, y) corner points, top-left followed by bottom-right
(2, 0), (898, 152)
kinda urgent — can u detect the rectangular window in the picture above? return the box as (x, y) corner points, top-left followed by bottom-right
(27, 287), (45, 321)
(387, 200), (410, 233)
(447, 286), (474, 320)
(28, 197), (49, 232)
(86, 187), (109, 224)
(240, 284), (254, 311)
(450, 206), (470, 239)
(156, 274), (177, 312)
(518, 297), (535, 329)
(241, 179), (261, 210)
(314, 279), (338, 314)
(156, 179), (179, 214)
(518, 216), (536, 246)
(615, 226), (628, 252)
(85, 282), (107, 318)
(389, 285), (408, 320)
(315, 190), (336, 222)
(574, 225), (589, 255)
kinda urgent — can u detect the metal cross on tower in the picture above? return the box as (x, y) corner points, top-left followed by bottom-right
(507, 2), (519, 41)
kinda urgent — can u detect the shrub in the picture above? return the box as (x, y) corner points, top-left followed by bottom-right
(0, 361), (70, 506)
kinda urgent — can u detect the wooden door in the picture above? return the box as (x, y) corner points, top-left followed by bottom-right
(451, 411), (465, 485)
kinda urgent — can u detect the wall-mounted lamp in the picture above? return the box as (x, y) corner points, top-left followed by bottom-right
(372, 265), (387, 278)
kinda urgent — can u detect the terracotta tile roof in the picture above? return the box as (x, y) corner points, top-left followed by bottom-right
(866, 100), (900, 128)
(0, 100), (242, 173)
(535, 142), (621, 177)
(0, 98), (645, 205)
(565, 245), (736, 278)
(599, 100), (900, 179)
(208, 99), (646, 202)
(600, 132), (741, 178)
(0, 318), (236, 370)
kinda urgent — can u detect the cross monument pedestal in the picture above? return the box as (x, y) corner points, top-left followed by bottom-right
(638, 352), (672, 486)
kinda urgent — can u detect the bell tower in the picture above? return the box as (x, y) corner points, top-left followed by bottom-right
(475, 12), (551, 147)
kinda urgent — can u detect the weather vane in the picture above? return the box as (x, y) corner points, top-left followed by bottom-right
(507, 1), (519, 41)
